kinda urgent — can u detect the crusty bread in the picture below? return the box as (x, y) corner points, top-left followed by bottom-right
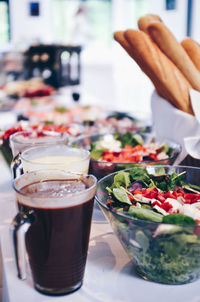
(120, 29), (193, 114)
(137, 14), (162, 33)
(181, 37), (200, 72)
(113, 31), (135, 58)
(113, 31), (171, 101)
(146, 22), (200, 92)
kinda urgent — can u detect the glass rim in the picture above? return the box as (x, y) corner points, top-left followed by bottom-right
(95, 165), (200, 226)
(21, 144), (90, 165)
(9, 130), (69, 145)
(13, 169), (97, 198)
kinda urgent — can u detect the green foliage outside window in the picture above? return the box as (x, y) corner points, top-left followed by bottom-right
(52, 0), (148, 49)
(0, 2), (9, 46)
(52, 0), (112, 48)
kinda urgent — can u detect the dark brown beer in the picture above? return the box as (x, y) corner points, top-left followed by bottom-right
(18, 179), (94, 295)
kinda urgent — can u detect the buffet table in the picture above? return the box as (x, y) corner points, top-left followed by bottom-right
(0, 153), (200, 302)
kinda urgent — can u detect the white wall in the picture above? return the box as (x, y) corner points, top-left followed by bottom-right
(147, 0), (188, 41)
(191, 0), (200, 43)
(9, 0), (53, 46)
(112, 0), (135, 32)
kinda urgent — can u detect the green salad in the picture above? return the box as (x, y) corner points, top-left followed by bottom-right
(103, 167), (200, 284)
(90, 133), (174, 163)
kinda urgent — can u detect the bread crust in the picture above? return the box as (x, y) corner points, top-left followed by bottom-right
(181, 38), (200, 72)
(113, 31), (134, 58)
(113, 31), (170, 101)
(137, 14), (162, 33)
(122, 29), (193, 114)
(147, 22), (200, 92)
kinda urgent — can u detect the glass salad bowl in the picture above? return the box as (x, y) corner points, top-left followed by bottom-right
(95, 165), (200, 285)
(70, 132), (181, 179)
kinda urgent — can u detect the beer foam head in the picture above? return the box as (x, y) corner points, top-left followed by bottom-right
(14, 170), (97, 209)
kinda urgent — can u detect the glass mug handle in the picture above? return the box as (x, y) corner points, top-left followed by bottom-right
(11, 153), (23, 179)
(10, 211), (34, 280)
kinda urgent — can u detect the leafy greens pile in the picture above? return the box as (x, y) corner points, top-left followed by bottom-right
(103, 167), (200, 284)
(106, 167), (199, 225)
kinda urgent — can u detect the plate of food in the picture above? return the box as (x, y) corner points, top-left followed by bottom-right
(83, 110), (149, 135)
(13, 96), (58, 114)
(24, 104), (105, 126)
(1, 78), (54, 99)
(70, 132), (181, 179)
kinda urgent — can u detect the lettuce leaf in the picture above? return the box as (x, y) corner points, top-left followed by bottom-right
(163, 214), (197, 225)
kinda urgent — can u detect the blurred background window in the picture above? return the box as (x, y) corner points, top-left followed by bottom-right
(165, 0), (176, 10)
(0, 0), (195, 119)
(52, 0), (148, 50)
(0, 0), (9, 47)
(53, 0), (112, 49)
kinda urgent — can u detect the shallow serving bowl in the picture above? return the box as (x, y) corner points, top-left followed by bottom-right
(0, 122), (84, 166)
(95, 165), (200, 285)
(70, 133), (181, 179)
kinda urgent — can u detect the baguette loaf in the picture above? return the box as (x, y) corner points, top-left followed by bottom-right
(137, 14), (162, 33)
(181, 38), (200, 72)
(113, 31), (135, 58)
(123, 29), (193, 114)
(147, 22), (200, 91)
(114, 31), (171, 101)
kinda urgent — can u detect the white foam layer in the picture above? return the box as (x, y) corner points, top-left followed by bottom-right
(21, 180), (86, 198)
(14, 170), (96, 209)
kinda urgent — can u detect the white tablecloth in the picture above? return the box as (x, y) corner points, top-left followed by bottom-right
(0, 153), (200, 302)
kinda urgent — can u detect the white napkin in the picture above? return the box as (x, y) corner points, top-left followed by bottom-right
(151, 89), (200, 163)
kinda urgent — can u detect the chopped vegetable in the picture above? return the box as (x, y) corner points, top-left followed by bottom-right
(103, 167), (200, 284)
(106, 167), (200, 224)
(90, 133), (174, 163)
